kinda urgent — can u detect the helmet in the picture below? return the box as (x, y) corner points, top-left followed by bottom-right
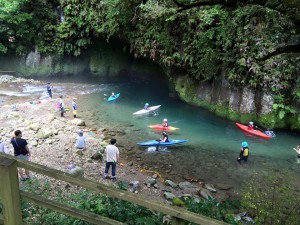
(242, 141), (248, 148)
(163, 118), (167, 122)
(112, 92), (114, 95)
(249, 121), (253, 125)
(145, 103), (149, 106)
(162, 132), (167, 135)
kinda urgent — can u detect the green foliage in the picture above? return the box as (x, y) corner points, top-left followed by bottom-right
(240, 173), (300, 225)
(0, 0), (58, 55)
(184, 197), (240, 224)
(20, 179), (166, 225)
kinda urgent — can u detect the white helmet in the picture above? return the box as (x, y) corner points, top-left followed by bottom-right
(112, 92), (114, 95)
(163, 118), (167, 122)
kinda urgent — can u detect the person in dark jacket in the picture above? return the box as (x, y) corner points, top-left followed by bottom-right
(11, 130), (31, 180)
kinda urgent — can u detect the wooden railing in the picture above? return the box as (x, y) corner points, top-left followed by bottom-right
(0, 153), (229, 225)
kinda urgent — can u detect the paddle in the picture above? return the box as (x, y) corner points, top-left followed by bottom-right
(255, 125), (265, 132)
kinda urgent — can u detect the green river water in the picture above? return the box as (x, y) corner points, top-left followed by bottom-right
(4, 74), (300, 194)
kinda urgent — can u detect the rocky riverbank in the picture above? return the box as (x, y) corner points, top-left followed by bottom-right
(0, 75), (232, 205)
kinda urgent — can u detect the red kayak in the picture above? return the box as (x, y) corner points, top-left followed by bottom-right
(148, 124), (180, 131)
(235, 122), (272, 139)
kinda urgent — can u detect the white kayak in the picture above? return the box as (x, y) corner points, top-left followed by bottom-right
(133, 105), (161, 115)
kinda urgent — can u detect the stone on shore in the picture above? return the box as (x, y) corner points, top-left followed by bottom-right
(164, 192), (176, 200)
(71, 118), (85, 126)
(165, 180), (177, 188)
(29, 123), (40, 131)
(199, 188), (214, 199)
(178, 181), (195, 190)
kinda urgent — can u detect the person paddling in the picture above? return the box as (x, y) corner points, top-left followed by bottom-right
(160, 132), (169, 142)
(144, 103), (149, 110)
(162, 118), (168, 127)
(110, 92), (116, 98)
(248, 121), (254, 130)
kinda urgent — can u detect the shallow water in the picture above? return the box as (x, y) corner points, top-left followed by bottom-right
(2, 75), (300, 192)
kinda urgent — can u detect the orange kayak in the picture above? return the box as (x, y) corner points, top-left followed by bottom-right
(235, 122), (271, 139)
(148, 124), (180, 131)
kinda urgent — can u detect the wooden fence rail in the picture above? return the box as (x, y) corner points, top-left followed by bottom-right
(0, 153), (229, 225)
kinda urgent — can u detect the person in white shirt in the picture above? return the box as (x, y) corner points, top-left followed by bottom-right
(75, 130), (85, 149)
(0, 138), (10, 154)
(103, 138), (119, 181)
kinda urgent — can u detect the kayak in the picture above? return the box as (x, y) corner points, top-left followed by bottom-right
(107, 93), (120, 102)
(235, 122), (272, 139)
(148, 124), (180, 131)
(137, 139), (188, 146)
(133, 105), (161, 115)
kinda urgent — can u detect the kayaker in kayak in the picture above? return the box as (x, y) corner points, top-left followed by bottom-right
(248, 121), (254, 130)
(160, 132), (169, 142)
(162, 118), (168, 127)
(144, 103), (149, 110)
(237, 141), (249, 164)
(110, 92), (116, 98)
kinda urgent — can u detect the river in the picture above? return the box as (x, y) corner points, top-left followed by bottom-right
(1, 73), (300, 194)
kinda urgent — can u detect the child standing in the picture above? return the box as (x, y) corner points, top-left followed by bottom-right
(72, 98), (78, 118)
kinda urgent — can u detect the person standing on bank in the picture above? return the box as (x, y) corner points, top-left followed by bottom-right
(72, 98), (78, 118)
(59, 95), (65, 117)
(103, 138), (119, 181)
(46, 82), (53, 99)
(11, 130), (31, 180)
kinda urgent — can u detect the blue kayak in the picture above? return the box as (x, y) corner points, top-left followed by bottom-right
(137, 139), (188, 146)
(107, 93), (120, 102)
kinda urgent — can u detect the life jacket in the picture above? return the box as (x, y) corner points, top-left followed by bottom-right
(243, 148), (249, 157)
(56, 101), (61, 109)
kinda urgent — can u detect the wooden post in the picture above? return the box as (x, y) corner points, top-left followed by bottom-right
(0, 158), (23, 225)
(171, 216), (185, 225)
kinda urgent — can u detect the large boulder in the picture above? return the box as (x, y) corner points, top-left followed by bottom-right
(178, 181), (195, 190)
(71, 118), (86, 126)
(29, 123), (40, 131)
(42, 128), (53, 138)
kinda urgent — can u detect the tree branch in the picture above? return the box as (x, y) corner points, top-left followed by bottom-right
(173, 0), (269, 12)
(257, 43), (300, 61)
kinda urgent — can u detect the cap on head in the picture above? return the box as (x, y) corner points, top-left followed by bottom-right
(145, 103), (149, 106)
(242, 141), (248, 148)
(78, 130), (83, 134)
(249, 121), (253, 125)
(72, 98), (77, 100)
(163, 118), (167, 122)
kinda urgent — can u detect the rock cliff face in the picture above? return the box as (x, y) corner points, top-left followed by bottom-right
(173, 75), (300, 130)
